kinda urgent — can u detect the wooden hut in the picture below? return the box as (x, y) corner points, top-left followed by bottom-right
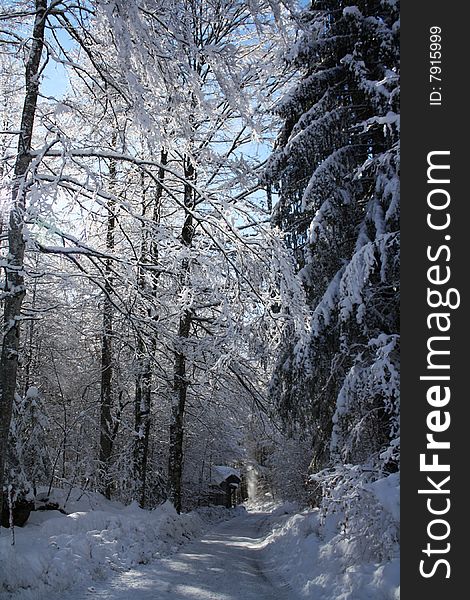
(209, 466), (242, 508)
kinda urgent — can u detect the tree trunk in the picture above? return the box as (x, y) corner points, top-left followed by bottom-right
(168, 156), (195, 513)
(22, 257), (39, 396)
(134, 149), (167, 507)
(134, 348), (152, 506)
(99, 157), (116, 499)
(0, 0), (47, 529)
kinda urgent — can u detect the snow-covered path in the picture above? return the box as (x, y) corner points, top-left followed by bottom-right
(68, 512), (291, 600)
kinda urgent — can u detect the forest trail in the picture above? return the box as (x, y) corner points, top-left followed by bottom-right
(69, 511), (292, 600)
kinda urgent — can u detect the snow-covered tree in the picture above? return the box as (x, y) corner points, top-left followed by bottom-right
(1, 0), (303, 517)
(267, 0), (400, 482)
(0, 0), (48, 525)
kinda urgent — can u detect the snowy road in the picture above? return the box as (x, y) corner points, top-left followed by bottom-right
(69, 512), (291, 600)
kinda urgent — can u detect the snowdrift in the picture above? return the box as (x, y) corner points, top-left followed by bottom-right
(0, 488), (239, 599)
(261, 474), (400, 600)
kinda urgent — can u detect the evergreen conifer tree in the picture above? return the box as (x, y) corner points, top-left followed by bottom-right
(267, 0), (400, 475)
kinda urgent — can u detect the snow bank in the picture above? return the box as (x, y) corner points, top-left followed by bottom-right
(0, 489), (211, 599)
(261, 476), (400, 600)
(365, 472), (400, 522)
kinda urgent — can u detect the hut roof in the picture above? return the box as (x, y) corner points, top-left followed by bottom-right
(212, 465), (241, 486)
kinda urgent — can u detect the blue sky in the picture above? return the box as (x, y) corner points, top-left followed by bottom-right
(41, 25), (75, 98)
(42, 61), (69, 98)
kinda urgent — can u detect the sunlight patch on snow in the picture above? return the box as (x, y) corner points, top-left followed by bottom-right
(175, 584), (232, 599)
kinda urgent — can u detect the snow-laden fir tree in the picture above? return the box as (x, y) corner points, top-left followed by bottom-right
(266, 0), (400, 484)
